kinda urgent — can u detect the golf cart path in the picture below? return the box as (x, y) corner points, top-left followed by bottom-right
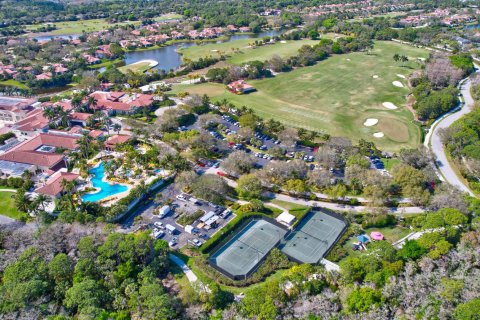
(425, 66), (479, 196)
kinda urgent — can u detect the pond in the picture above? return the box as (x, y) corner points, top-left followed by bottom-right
(82, 162), (129, 203)
(464, 24), (480, 30)
(124, 29), (283, 72)
(34, 34), (80, 41)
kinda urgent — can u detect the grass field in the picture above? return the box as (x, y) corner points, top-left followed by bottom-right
(26, 14), (181, 35)
(0, 191), (27, 220)
(180, 38), (319, 65)
(172, 41), (428, 151)
(118, 60), (156, 74)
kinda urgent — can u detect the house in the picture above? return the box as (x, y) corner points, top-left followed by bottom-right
(68, 112), (93, 127)
(88, 129), (105, 140)
(0, 133), (79, 173)
(36, 72), (52, 80)
(104, 134), (131, 151)
(0, 97), (37, 125)
(227, 80), (256, 94)
(35, 170), (80, 198)
(12, 109), (50, 138)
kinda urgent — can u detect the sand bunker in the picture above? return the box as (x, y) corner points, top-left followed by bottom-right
(392, 81), (404, 87)
(346, 58), (351, 61)
(396, 74), (406, 79)
(373, 75), (379, 79)
(280, 40), (287, 44)
(382, 102), (398, 110)
(364, 118), (378, 127)
(373, 132), (385, 138)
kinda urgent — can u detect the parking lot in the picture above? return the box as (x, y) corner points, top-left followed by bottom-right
(148, 185), (235, 249)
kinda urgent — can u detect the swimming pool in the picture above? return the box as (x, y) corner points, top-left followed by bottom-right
(82, 162), (128, 202)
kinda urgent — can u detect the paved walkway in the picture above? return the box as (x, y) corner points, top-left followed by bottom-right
(169, 253), (198, 282)
(425, 67), (479, 196)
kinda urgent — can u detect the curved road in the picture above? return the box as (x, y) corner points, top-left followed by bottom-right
(425, 67), (478, 196)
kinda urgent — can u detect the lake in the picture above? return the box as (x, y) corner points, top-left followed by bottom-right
(124, 30), (283, 72)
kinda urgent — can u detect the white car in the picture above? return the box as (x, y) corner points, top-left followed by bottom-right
(154, 221), (164, 229)
(176, 194), (187, 201)
(192, 239), (202, 247)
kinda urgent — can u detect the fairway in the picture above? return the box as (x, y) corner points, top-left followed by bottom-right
(26, 14), (180, 36)
(179, 38), (319, 65)
(172, 41), (428, 151)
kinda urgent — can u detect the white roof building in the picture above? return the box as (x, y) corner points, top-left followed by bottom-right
(276, 212), (296, 226)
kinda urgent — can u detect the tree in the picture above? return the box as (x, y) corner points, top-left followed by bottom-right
(397, 240), (426, 260)
(346, 287), (383, 313)
(15, 188), (32, 213)
(238, 113), (257, 129)
(236, 174), (264, 199)
(283, 179), (307, 196)
(191, 174), (230, 204)
(64, 279), (107, 315)
(48, 253), (73, 301)
(278, 127), (299, 148)
(454, 298), (480, 320)
(221, 151), (256, 177)
(326, 184), (347, 200)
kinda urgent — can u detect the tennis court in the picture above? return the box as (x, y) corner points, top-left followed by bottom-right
(280, 210), (346, 264)
(209, 219), (288, 279)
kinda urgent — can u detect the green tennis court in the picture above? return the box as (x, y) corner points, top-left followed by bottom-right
(280, 211), (347, 264)
(209, 219), (288, 279)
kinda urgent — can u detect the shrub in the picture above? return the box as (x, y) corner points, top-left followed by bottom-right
(362, 214), (396, 228)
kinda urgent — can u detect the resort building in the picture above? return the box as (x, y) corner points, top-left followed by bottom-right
(104, 134), (131, 151)
(68, 112), (93, 127)
(88, 91), (155, 115)
(0, 133), (79, 173)
(0, 97), (37, 126)
(12, 109), (50, 139)
(35, 170), (80, 198)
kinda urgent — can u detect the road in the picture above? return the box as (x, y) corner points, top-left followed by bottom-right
(425, 67), (478, 196)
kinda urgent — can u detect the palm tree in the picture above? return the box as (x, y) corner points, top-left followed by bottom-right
(34, 194), (50, 212)
(43, 106), (56, 121)
(71, 95), (83, 111)
(86, 96), (97, 113)
(113, 123), (121, 134)
(15, 189), (32, 213)
(78, 133), (92, 159)
(393, 53), (400, 63)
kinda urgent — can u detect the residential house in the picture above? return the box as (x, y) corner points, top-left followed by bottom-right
(69, 112), (93, 127)
(0, 97), (36, 125)
(12, 108), (50, 139)
(227, 80), (256, 94)
(88, 91), (154, 115)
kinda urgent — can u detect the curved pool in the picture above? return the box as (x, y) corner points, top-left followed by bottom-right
(82, 163), (128, 202)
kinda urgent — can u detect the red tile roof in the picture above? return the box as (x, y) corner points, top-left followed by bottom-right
(69, 112), (92, 121)
(88, 130), (104, 138)
(14, 109), (49, 132)
(0, 133), (79, 168)
(35, 171), (79, 196)
(105, 134), (131, 147)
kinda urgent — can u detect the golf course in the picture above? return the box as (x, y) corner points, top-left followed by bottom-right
(172, 41), (429, 151)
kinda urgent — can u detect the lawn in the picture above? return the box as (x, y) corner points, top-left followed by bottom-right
(381, 158), (401, 171)
(179, 38), (319, 65)
(26, 19), (140, 35)
(0, 79), (28, 90)
(118, 61), (156, 74)
(172, 41), (428, 151)
(0, 191), (28, 220)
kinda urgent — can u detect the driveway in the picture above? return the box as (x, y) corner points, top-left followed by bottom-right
(425, 67), (478, 196)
